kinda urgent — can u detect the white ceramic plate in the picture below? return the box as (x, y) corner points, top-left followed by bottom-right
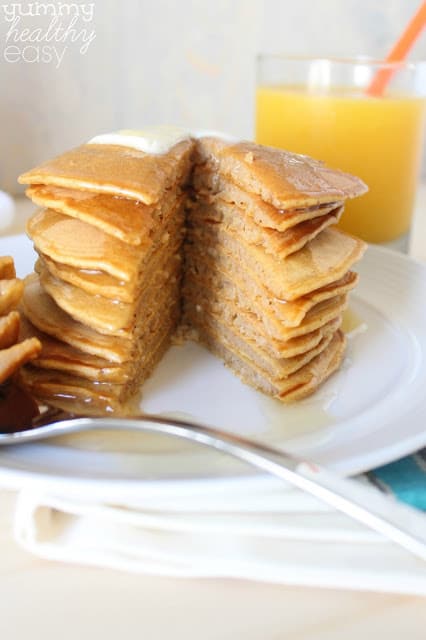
(0, 234), (425, 498)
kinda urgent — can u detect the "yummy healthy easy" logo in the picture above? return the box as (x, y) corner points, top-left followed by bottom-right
(2, 2), (96, 68)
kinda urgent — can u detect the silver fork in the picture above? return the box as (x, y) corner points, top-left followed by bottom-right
(1, 410), (426, 562)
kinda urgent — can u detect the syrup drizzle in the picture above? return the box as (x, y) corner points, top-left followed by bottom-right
(0, 381), (40, 432)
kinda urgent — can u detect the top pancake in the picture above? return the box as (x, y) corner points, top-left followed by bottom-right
(18, 140), (194, 205)
(196, 137), (368, 209)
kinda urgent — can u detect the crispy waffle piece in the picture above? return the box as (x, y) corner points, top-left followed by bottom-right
(0, 278), (24, 315)
(0, 338), (42, 385)
(0, 257), (16, 280)
(0, 263), (41, 380)
(0, 311), (20, 349)
(0, 258), (41, 428)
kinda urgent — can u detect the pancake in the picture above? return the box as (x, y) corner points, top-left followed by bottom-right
(39, 267), (136, 335)
(35, 212), (185, 303)
(22, 276), (132, 363)
(196, 137), (367, 209)
(184, 252), (358, 328)
(20, 315), (175, 386)
(28, 208), (149, 282)
(38, 249), (182, 335)
(26, 185), (183, 245)
(189, 199), (344, 258)
(20, 365), (123, 414)
(192, 170), (345, 232)
(190, 311), (337, 378)
(184, 281), (348, 342)
(186, 300), (342, 359)
(36, 255), (135, 303)
(20, 321), (174, 415)
(19, 140), (194, 204)
(197, 328), (346, 402)
(186, 224), (365, 300)
(23, 274), (180, 365)
(21, 318), (129, 383)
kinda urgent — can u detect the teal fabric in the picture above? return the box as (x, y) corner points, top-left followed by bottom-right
(367, 449), (426, 511)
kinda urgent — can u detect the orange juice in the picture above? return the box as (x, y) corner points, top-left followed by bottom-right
(256, 86), (426, 243)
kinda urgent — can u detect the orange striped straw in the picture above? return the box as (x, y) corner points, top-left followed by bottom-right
(367, 0), (426, 97)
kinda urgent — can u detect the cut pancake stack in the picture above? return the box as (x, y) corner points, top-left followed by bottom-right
(183, 138), (367, 402)
(18, 132), (367, 414)
(18, 141), (193, 414)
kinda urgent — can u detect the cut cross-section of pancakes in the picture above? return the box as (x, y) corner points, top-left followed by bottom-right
(18, 131), (367, 415)
(183, 139), (365, 403)
(20, 139), (193, 414)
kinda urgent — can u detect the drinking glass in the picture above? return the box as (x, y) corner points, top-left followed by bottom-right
(255, 56), (426, 251)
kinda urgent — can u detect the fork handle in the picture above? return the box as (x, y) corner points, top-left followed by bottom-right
(3, 414), (426, 561)
(294, 462), (426, 561)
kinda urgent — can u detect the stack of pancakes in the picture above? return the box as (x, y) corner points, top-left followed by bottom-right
(18, 141), (193, 413)
(18, 134), (366, 414)
(184, 138), (366, 401)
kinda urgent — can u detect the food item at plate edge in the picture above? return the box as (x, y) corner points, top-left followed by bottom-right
(18, 128), (367, 414)
(0, 256), (41, 430)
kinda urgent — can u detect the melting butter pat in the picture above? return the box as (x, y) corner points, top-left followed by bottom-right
(88, 126), (191, 154)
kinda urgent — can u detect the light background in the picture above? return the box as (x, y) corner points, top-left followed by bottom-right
(0, 0), (425, 193)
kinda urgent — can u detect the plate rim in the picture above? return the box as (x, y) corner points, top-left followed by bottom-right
(0, 235), (425, 494)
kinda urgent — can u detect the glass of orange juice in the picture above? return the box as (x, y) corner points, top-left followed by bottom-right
(256, 56), (426, 250)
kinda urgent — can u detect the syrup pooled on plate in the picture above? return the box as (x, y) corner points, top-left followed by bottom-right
(0, 382), (40, 432)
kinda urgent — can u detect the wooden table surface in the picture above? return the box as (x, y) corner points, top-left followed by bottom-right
(0, 194), (425, 639)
